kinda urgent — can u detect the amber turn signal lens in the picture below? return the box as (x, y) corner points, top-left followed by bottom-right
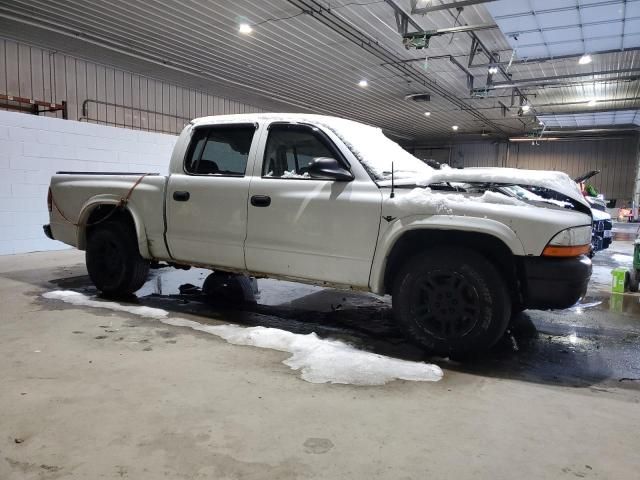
(542, 244), (590, 257)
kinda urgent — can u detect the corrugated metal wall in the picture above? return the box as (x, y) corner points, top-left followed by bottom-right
(509, 138), (639, 201)
(0, 37), (266, 135)
(412, 137), (639, 200)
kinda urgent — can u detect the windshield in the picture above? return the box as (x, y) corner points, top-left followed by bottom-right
(501, 185), (575, 209)
(326, 119), (433, 181)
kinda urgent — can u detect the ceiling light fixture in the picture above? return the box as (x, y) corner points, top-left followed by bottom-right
(488, 66), (499, 75)
(358, 79), (368, 88)
(521, 105), (531, 113)
(424, 112), (431, 117)
(578, 54), (592, 65)
(452, 125), (459, 131)
(238, 23), (253, 34)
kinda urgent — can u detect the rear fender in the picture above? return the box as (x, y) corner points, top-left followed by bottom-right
(76, 195), (151, 258)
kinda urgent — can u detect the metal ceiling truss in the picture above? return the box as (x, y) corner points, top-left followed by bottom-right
(383, 0), (496, 49)
(476, 68), (640, 92)
(469, 46), (640, 68)
(410, 0), (498, 15)
(289, 0), (509, 135)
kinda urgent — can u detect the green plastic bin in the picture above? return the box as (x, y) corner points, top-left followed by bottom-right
(612, 267), (627, 293)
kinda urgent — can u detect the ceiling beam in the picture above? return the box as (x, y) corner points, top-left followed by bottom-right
(411, 0), (498, 14)
(535, 105), (640, 116)
(470, 46), (640, 68)
(474, 68), (640, 91)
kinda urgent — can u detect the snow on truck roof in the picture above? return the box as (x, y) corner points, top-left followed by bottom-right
(189, 114), (586, 207)
(191, 113), (433, 182)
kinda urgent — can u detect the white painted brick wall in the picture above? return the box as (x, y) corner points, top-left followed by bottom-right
(0, 111), (177, 255)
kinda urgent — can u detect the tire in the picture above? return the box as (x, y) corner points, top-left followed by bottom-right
(203, 272), (256, 303)
(392, 247), (511, 356)
(85, 220), (150, 296)
(629, 269), (639, 293)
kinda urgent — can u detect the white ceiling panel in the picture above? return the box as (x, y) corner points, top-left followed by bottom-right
(539, 109), (640, 127)
(487, 0), (640, 59)
(580, 4), (624, 23)
(532, 0), (576, 9)
(585, 36), (623, 52)
(537, 10), (581, 29)
(583, 22), (623, 39)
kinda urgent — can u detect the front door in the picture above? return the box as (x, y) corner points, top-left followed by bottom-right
(245, 123), (382, 287)
(165, 123), (259, 269)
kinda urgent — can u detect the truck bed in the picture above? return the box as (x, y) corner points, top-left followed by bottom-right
(48, 171), (169, 259)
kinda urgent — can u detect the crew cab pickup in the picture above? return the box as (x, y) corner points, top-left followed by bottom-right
(45, 114), (593, 354)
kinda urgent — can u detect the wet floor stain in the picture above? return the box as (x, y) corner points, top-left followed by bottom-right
(303, 438), (334, 454)
(38, 241), (640, 390)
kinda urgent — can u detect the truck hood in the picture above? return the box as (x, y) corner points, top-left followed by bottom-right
(383, 167), (589, 208)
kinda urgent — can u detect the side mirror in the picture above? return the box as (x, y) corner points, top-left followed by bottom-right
(307, 157), (354, 181)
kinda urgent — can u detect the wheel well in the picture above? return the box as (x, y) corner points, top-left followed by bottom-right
(383, 230), (522, 304)
(80, 205), (136, 249)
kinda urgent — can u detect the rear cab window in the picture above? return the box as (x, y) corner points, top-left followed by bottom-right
(185, 124), (257, 176)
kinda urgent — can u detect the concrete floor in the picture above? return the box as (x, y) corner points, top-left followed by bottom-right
(1, 227), (639, 479)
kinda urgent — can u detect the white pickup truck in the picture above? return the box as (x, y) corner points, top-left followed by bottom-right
(45, 113), (593, 355)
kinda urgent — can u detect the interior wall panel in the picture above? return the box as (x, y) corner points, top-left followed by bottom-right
(0, 37), (266, 133)
(509, 138), (638, 200)
(411, 136), (639, 201)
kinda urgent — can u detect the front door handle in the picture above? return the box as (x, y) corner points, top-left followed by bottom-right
(251, 195), (271, 207)
(173, 191), (190, 202)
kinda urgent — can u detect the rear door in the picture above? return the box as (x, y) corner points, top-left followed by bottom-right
(244, 122), (382, 287)
(165, 123), (259, 268)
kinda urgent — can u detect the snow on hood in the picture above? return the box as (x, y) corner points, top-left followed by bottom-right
(392, 188), (527, 215)
(42, 290), (443, 386)
(408, 167), (588, 207)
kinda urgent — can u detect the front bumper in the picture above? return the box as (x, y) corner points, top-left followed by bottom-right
(522, 255), (592, 310)
(43, 224), (54, 240)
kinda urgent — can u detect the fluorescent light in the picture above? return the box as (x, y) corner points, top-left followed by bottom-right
(424, 112), (431, 117)
(488, 66), (499, 74)
(452, 125), (459, 131)
(358, 79), (368, 88)
(579, 54), (592, 65)
(587, 99), (598, 107)
(521, 105), (531, 113)
(239, 23), (253, 34)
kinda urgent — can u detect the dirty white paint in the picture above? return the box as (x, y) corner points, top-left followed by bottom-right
(42, 290), (443, 385)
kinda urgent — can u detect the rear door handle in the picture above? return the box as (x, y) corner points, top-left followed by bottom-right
(251, 195), (271, 207)
(173, 191), (190, 202)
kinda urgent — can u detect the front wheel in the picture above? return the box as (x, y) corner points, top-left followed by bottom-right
(392, 248), (511, 356)
(86, 220), (150, 296)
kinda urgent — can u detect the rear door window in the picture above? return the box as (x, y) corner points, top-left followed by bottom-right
(185, 125), (256, 176)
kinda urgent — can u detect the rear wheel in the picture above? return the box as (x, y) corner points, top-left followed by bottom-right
(86, 220), (150, 296)
(392, 248), (511, 356)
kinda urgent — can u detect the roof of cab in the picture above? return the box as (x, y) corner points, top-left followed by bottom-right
(190, 113), (365, 128)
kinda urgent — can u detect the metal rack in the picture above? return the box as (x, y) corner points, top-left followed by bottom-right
(0, 94), (67, 118)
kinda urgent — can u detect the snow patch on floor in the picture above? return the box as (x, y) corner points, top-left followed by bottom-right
(612, 254), (634, 264)
(43, 290), (169, 319)
(42, 290), (443, 386)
